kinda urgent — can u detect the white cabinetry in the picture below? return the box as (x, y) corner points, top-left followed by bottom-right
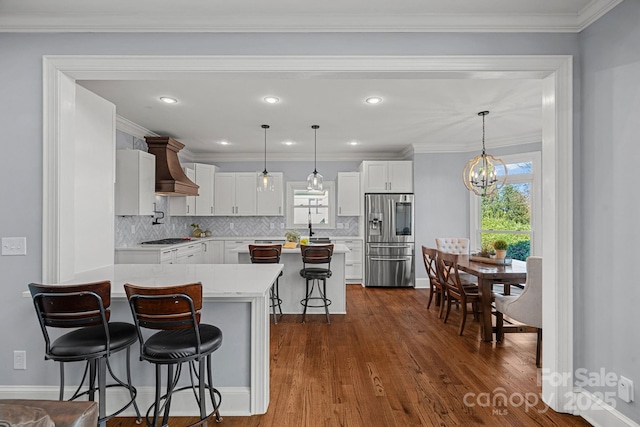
(214, 173), (257, 216)
(334, 238), (363, 284)
(169, 167), (196, 216)
(337, 172), (360, 216)
(201, 240), (224, 264)
(224, 240), (253, 264)
(188, 163), (219, 216)
(360, 161), (413, 193)
(115, 150), (156, 216)
(256, 172), (284, 216)
(115, 242), (202, 264)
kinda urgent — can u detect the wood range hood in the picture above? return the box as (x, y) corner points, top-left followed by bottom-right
(145, 136), (199, 196)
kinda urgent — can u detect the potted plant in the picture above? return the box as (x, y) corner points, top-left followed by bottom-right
(479, 242), (495, 258)
(493, 240), (508, 259)
(190, 223), (203, 237)
(284, 229), (300, 243)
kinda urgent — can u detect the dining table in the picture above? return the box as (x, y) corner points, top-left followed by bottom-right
(455, 255), (527, 342)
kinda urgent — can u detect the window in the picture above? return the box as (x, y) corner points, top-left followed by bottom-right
(286, 181), (335, 230)
(470, 152), (541, 261)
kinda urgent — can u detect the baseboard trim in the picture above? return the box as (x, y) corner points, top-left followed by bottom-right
(415, 278), (429, 289)
(575, 388), (639, 427)
(0, 385), (251, 417)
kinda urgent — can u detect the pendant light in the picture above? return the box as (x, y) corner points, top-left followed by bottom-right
(257, 124), (274, 192)
(307, 125), (324, 191)
(462, 111), (507, 197)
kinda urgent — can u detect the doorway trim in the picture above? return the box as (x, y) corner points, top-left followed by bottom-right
(43, 54), (573, 412)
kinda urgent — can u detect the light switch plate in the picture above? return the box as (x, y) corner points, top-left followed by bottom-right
(2, 237), (27, 256)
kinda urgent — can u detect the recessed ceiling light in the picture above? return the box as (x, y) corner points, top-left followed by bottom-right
(159, 96), (178, 104)
(264, 96), (280, 104)
(349, 141), (359, 146)
(365, 96), (383, 105)
(282, 141), (295, 146)
(219, 140), (229, 145)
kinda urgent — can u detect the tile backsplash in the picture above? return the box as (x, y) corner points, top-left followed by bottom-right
(115, 195), (360, 247)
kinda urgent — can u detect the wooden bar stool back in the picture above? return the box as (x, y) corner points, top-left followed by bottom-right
(124, 282), (223, 426)
(28, 281), (141, 427)
(249, 244), (283, 323)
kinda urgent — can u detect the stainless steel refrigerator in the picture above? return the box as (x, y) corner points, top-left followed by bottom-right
(364, 193), (415, 287)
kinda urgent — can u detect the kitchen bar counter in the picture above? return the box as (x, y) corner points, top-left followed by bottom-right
(235, 244), (349, 316)
(23, 263), (282, 416)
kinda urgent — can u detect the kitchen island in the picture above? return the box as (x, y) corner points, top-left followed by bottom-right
(23, 263), (282, 416)
(236, 243), (349, 316)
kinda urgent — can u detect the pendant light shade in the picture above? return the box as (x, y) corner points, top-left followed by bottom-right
(462, 111), (508, 197)
(307, 125), (323, 191)
(257, 124), (274, 192)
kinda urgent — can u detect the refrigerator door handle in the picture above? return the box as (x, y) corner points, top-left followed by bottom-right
(370, 257), (412, 261)
(370, 244), (412, 248)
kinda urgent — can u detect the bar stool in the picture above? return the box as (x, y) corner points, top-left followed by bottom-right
(124, 282), (223, 426)
(299, 244), (333, 323)
(28, 281), (141, 427)
(249, 244), (283, 324)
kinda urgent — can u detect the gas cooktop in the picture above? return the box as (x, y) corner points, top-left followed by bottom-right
(141, 238), (192, 245)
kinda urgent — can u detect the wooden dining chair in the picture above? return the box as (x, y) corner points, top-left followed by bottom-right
(421, 246), (445, 318)
(438, 251), (481, 335)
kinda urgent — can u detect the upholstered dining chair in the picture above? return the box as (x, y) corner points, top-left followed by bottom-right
(494, 256), (543, 366)
(438, 251), (481, 336)
(421, 246), (445, 318)
(435, 237), (470, 255)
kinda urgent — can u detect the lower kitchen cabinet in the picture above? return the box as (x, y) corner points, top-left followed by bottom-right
(224, 240), (254, 264)
(201, 240), (224, 264)
(334, 238), (363, 284)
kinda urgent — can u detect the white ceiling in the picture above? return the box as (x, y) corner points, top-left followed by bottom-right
(79, 77), (543, 161)
(0, 0), (623, 33)
(10, 1), (620, 161)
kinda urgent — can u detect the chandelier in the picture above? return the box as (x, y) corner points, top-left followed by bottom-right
(257, 124), (274, 192)
(307, 125), (323, 191)
(462, 111), (507, 197)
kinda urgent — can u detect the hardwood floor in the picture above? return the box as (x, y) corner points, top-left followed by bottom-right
(109, 285), (590, 426)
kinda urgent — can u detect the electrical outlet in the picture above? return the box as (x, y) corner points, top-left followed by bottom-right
(230, 223), (234, 230)
(130, 225), (136, 234)
(14, 351), (26, 370)
(2, 237), (27, 256)
(270, 223), (275, 229)
(619, 376), (634, 403)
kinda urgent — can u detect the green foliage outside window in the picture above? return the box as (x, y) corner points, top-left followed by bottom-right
(480, 184), (531, 261)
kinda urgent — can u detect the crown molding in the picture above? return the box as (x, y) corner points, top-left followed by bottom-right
(182, 150), (407, 163)
(115, 115), (157, 140)
(0, 0), (623, 33)
(412, 132), (541, 154)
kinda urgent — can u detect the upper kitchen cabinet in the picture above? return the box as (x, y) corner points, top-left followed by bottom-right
(214, 172), (257, 216)
(337, 172), (361, 216)
(169, 167), (196, 216)
(360, 161), (413, 193)
(256, 172), (284, 216)
(185, 163), (219, 216)
(115, 149), (156, 216)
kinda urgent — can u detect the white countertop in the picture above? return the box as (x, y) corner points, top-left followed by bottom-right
(116, 237), (362, 251)
(23, 263), (283, 299)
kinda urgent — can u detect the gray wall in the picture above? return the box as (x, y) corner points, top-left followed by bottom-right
(578, 0), (640, 421)
(0, 31), (582, 389)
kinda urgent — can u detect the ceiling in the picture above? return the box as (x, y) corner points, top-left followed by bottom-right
(79, 77), (543, 161)
(0, 0), (623, 33)
(10, 1), (620, 161)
